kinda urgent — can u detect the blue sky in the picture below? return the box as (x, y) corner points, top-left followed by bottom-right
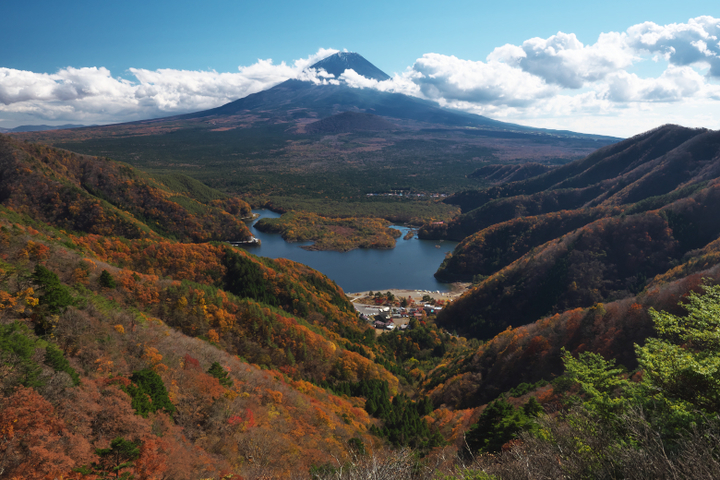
(1, 0), (719, 136)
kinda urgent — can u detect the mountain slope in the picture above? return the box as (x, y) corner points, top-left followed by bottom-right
(187, 52), (613, 138)
(0, 215), (388, 478)
(430, 125), (720, 340)
(422, 125), (712, 241)
(0, 134), (253, 242)
(0, 136), (468, 477)
(184, 78), (519, 130)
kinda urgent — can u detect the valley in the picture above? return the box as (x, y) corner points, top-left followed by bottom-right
(4, 51), (720, 479)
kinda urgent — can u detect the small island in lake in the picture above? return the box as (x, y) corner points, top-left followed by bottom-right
(254, 211), (402, 251)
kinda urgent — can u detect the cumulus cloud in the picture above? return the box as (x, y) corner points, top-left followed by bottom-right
(3, 17), (720, 136)
(0, 48), (340, 125)
(410, 53), (557, 106)
(380, 17), (718, 115)
(603, 65), (707, 102)
(339, 68), (423, 97)
(507, 31), (635, 88)
(344, 16), (720, 136)
(627, 16), (720, 76)
(0, 67), (134, 105)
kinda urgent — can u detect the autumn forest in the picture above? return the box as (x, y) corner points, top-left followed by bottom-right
(6, 110), (720, 480)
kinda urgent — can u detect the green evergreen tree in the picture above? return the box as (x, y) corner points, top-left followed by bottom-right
(523, 397), (544, 417)
(125, 368), (175, 417)
(44, 343), (80, 386)
(32, 265), (74, 335)
(99, 269), (117, 289)
(91, 437), (142, 480)
(347, 437), (366, 456)
(637, 283), (720, 413)
(465, 399), (534, 456)
(0, 321), (44, 391)
(207, 361), (233, 387)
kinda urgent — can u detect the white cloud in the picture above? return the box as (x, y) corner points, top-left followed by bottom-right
(3, 18), (720, 137)
(0, 67), (135, 105)
(407, 53), (558, 107)
(0, 48), (340, 126)
(339, 68), (423, 97)
(489, 31), (636, 89)
(319, 16), (720, 136)
(603, 65), (707, 102)
(355, 16), (720, 136)
(627, 16), (720, 75)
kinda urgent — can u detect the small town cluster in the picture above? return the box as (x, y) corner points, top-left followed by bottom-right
(352, 290), (447, 331)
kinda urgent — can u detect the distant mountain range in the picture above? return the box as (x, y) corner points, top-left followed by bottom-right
(0, 123), (87, 133)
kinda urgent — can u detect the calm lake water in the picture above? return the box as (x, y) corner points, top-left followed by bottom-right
(243, 210), (458, 293)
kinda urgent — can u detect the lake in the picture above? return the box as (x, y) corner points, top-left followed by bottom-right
(243, 210), (458, 292)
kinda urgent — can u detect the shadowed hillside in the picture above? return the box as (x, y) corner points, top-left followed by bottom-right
(430, 125), (720, 342)
(422, 125), (709, 240)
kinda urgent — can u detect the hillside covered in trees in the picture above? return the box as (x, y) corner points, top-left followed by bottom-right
(0, 135), (470, 478)
(426, 125), (720, 340)
(8, 126), (720, 479)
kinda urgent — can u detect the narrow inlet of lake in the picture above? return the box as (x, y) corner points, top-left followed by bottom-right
(242, 210), (458, 293)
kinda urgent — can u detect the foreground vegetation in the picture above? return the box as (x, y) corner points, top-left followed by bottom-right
(0, 204), (486, 478)
(311, 285), (720, 479)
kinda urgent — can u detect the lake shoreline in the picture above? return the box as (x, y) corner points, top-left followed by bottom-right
(346, 284), (470, 303)
(247, 209), (460, 292)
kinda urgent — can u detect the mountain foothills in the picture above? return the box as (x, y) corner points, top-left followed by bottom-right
(6, 52), (720, 478)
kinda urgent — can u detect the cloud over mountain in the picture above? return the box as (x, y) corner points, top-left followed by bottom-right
(0, 48), (339, 124)
(1, 17), (720, 136)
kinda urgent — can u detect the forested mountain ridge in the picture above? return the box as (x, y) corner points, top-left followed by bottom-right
(0, 135), (253, 242)
(421, 124), (711, 241)
(430, 125), (720, 342)
(411, 129), (720, 416)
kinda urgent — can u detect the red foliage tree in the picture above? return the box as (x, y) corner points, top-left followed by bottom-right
(0, 387), (92, 479)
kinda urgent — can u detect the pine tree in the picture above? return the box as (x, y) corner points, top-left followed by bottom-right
(125, 369), (175, 417)
(33, 264), (74, 315)
(91, 437), (142, 480)
(44, 344), (81, 386)
(99, 269), (117, 289)
(207, 361), (233, 387)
